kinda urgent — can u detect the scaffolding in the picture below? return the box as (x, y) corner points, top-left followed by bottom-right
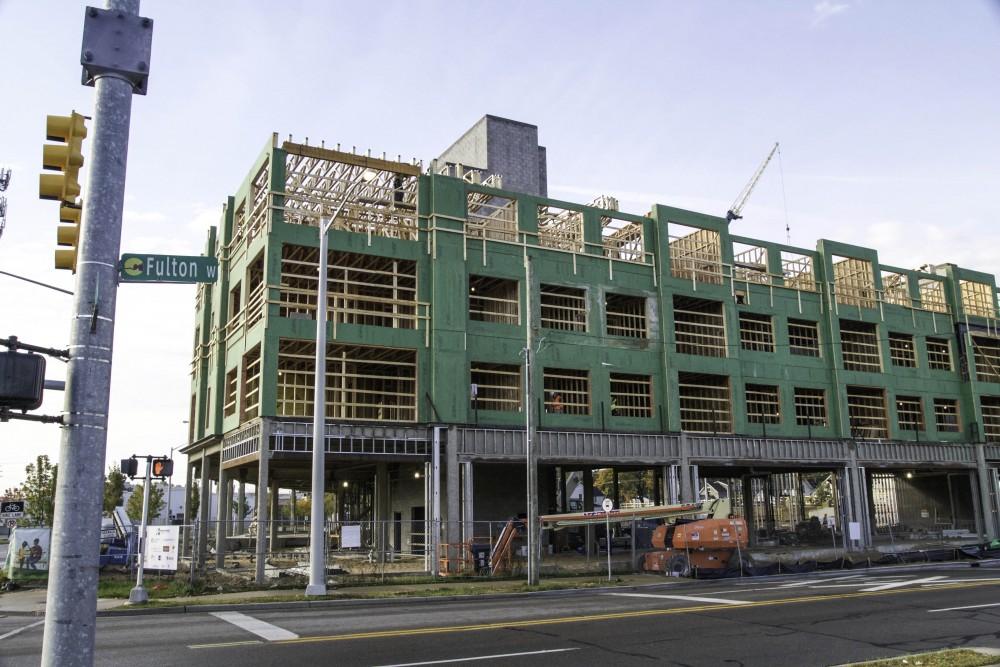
(605, 293), (647, 338)
(745, 384), (781, 424)
(279, 142), (419, 241)
(537, 205), (584, 253)
(794, 387), (827, 426)
(840, 319), (881, 372)
(832, 256), (876, 309)
(601, 216), (644, 262)
(733, 243), (769, 285)
(881, 271), (911, 307)
(888, 332), (917, 368)
(738, 312), (774, 352)
(470, 363), (521, 412)
(543, 368), (590, 415)
(895, 395), (924, 432)
(276, 339), (417, 422)
(846, 386), (888, 439)
(961, 280), (996, 319)
(609, 373), (653, 418)
(673, 296), (726, 357)
(788, 319), (821, 357)
(678, 372), (731, 433)
(982, 397), (1000, 442)
(277, 244), (420, 329)
(781, 251), (817, 292)
(926, 338), (953, 371)
(972, 336), (1000, 384)
(539, 284), (587, 332)
(467, 192), (518, 242)
(669, 225), (722, 284)
(918, 278), (949, 314)
(933, 398), (960, 433)
(469, 275), (519, 325)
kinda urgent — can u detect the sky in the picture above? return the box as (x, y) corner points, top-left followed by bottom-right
(1, 0), (999, 491)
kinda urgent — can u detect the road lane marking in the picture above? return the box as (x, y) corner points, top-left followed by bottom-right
(929, 602), (1000, 613)
(210, 611), (299, 641)
(778, 575), (864, 588)
(0, 619), (44, 640)
(861, 576), (946, 592)
(187, 579), (1000, 650)
(606, 593), (750, 605)
(375, 647), (579, 666)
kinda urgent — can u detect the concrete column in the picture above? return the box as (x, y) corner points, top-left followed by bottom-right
(612, 468), (620, 507)
(691, 464), (700, 501)
(290, 490), (297, 532)
(445, 426), (460, 573)
(196, 455), (211, 571)
(975, 443), (997, 539)
(583, 468), (594, 557)
(554, 466), (564, 512)
(653, 467), (662, 506)
(223, 478), (233, 537)
(215, 465), (227, 569)
(180, 462), (194, 559)
(430, 427), (442, 576)
(255, 422), (270, 584)
(375, 462), (389, 563)
(269, 482), (279, 547)
(462, 461), (474, 542)
(237, 468), (247, 534)
(679, 433), (694, 503)
(666, 465), (680, 505)
(742, 476), (755, 546)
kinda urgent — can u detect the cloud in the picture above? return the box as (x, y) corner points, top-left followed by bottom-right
(812, 1), (850, 26)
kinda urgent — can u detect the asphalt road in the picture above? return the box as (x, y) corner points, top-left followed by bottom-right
(6, 564), (1000, 666)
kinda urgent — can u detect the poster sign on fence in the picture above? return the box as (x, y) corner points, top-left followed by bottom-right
(142, 525), (180, 571)
(3, 527), (51, 578)
(341, 524), (362, 549)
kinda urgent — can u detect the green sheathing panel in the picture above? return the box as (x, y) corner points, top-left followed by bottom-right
(204, 198), (234, 437)
(190, 226), (217, 442)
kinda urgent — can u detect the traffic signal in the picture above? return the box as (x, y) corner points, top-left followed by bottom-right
(121, 457), (138, 478)
(151, 458), (173, 478)
(0, 352), (46, 411)
(39, 112), (88, 272)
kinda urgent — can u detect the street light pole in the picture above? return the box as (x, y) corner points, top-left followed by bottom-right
(306, 169), (374, 597)
(524, 254), (539, 586)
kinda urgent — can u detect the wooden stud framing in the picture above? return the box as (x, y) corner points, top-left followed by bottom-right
(738, 312), (774, 353)
(223, 367), (238, 418)
(961, 280), (997, 319)
(888, 332), (917, 368)
(895, 395), (924, 432)
(469, 275), (519, 325)
(788, 318), (821, 357)
(745, 383), (781, 424)
(673, 296), (726, 357)
(832, 256), (876, 309)
(982, 396), (1000, 442)
(846, 385), (888, 439)
(605, 293), (647, 339)
(972, 336), (1000, 383)
(918, 278), (949, 314)
(601, 216), (644, 262)
(678, 372), (732, 433)
(543, 368), (590, 415)
(781, 251), (817, 292)
(539, 284), (587, 332)
(926, 337), (952, 371)
(794, 387), (827, 426)
(609, 373), (653, 418)
(537, 205), (584, 253)
(840, 319), (881, 372)
(933, 398), (960, 433)
(733, 243), (769, 285)
(241, 344), (261, 423)
(467, 192), (518, 242)
(470, 363), (521, 412)
(669, 225), (722, 285)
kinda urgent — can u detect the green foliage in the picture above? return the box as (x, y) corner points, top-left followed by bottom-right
(20, 455), (58, 526)
(293, 493), (336, 520)
(126, 483), (165, 522)
(188, 481), (200, 519)
(593, 468), (654, 504)
(103, 464), (126, 516)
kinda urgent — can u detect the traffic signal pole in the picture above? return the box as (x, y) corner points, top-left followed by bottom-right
(41, 1), (150, 665)
(129, 457), (154, 604)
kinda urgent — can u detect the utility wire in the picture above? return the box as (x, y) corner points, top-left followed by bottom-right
(0, 269), (73, 295)
(777, 145), (791, 244)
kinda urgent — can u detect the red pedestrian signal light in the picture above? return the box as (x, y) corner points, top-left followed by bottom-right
(151, 458), (173, 478)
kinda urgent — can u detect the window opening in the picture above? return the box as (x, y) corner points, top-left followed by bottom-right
(961, 280), (996, 319)
(933, 398), (960, 433)
(926, 338), (952, 371)
(832, 255), (876, 309)
(745, 384), (780, 424)
(537, 205), (584, 253)
(223, 368), (238, 418)
(788, 319), (821, 357)
(918, 278), (949, 313)
(895, 395), (924, 432)
(601, 215), (644, 262)
(540, 284), (587, 332)
(606, 293), (647, 338)
(543, 368), (590, 415)
(794, 388), (827, 426)
(972, 336), (1000, 383)
(241, 345), (261, 422)
(673, 296), (726, 357)
(467, 192), (518, 242)
(470, 363), (521, 412)
(840, 320), (881, 372)
(469, 275), (519, 325)
(733, 243), (769, 285)
(847, 386), (888, 439)
(668, 223), (722, 284)
(982, 396), (1000, 442)
(888, 332), (917, 368)
(678, 372), (732, 433)
(609, 373), (653, 418)
(881, 271), (911, 307)
(781, 251), (816, 292)
(739, 312), (774, 352)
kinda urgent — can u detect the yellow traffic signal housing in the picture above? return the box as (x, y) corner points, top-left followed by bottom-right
(39, 112), (87, 203)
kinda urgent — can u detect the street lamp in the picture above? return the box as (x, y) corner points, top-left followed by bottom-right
(306, 167), (376, 597)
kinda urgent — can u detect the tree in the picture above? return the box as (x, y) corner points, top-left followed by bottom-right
(103, 464), (126, 516)
(20, 455), (58, 526)
(126, 483), (165, 522)
(188, 480), (200, 519)
(593, 468), (654, 505)
(2, 486), (22, 500)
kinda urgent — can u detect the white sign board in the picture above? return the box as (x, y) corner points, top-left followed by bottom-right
(143, 525), (179, 571)
(848, 521), (862, 541)
(602, 498), (614, 512)
(341, 524), (362, 549)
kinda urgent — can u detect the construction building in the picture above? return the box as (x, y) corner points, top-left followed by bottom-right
(182, 115), (1000, 581)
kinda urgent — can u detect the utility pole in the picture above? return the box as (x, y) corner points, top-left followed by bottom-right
(41, 2), (152, 665)
(524, 254), (539, 586)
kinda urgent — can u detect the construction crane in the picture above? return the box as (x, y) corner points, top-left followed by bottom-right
(726, 142), (779, 222)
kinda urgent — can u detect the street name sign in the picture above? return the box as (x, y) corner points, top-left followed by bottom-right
(119, 253), (218, 283)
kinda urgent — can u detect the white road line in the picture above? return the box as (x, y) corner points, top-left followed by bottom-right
(860, 576), (946, 592)
(375, 648), (579, 666)
(210, 611), (299, 641)
(606, 593), (750, 605)
(0, 619), (45, 640)
(929, 602), (1000, 613)
(779, 575), (864, 588)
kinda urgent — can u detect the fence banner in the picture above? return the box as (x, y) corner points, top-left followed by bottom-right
(5, 527), (51, 577)
(143, 525), (180, 571)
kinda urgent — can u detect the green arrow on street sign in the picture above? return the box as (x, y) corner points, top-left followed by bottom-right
(119, 253), (219, 283)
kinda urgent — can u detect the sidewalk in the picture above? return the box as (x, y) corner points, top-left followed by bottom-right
(0, 588), (124, 616)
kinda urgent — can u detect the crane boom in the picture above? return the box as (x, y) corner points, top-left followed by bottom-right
(726, 142), (779, 222)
